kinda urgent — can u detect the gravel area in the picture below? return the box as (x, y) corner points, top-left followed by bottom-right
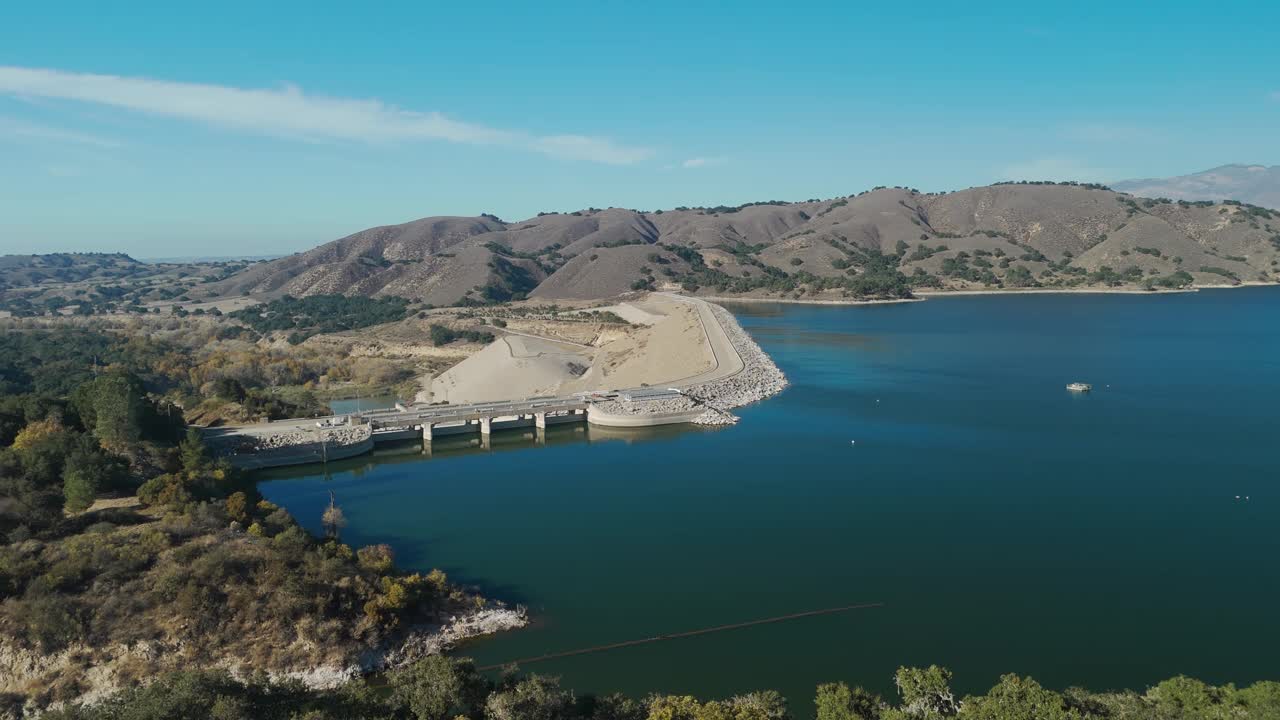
(208, 424), (372, 454)
(592, 396), (700, 416)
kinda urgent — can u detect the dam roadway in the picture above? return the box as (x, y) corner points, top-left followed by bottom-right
(368, 396), (596, 441)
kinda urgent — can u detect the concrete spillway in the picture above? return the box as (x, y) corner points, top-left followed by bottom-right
(416, 406), (590, 441)
(213, 398), (609, 469)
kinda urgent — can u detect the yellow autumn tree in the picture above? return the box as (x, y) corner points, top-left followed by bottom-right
(11, 418), (64, 450)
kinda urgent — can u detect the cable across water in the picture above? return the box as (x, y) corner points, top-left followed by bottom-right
(477, 602), (885, 671)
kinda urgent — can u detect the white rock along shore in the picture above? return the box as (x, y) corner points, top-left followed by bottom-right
(0, 605), (527, 715)
(271, 604), (529, 689)
(686, 301), (789, 423)
(592, 299), (788, 425)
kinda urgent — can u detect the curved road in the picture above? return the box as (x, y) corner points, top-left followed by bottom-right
(657, 293), (746, 388)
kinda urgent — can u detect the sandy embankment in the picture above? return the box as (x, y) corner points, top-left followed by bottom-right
(421, 293), (788, 425)
(587, 298), (788, 426)
(427, 296), (716, 404)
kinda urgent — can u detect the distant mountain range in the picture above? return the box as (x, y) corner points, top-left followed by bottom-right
(140, 254), (282, 264)
(1114, 164), (1280, 210)
(198, 182), (1279, 305)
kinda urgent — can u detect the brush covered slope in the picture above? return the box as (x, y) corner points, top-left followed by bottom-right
(202, 184), (1280, 305)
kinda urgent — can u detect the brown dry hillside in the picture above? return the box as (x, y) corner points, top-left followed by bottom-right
(201, 183), (1280, 305)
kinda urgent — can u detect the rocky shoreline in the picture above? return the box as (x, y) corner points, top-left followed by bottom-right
(0, 604), (527, 717)
(270, 604), (529, 689)
(686, 301), (789, 424)
(590, 299), (789, 426)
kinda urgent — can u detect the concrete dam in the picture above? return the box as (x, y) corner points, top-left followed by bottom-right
(205, 390), (703, 470)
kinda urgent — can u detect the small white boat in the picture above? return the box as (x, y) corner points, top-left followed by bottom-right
(1066, 382), (1092, 392)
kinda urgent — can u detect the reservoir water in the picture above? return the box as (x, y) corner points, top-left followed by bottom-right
(259, 288), (1279, 708)
(328, 394), (398, 415)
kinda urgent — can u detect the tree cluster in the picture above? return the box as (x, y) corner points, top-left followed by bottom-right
(229, 295), (411, 344)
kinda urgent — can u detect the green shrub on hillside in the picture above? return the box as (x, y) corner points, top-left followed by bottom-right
(429, 325), (495, 347)
(1199, 266), (1239, 281)
(229, 294), (410, 342)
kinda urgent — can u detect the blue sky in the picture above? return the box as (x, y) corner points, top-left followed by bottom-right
(2, 0), (1277, 257)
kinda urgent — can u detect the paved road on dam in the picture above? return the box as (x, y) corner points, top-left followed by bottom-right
(657, 293), (745, 387)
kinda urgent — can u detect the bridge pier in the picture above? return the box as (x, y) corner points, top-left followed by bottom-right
(371, 400), (589, 448)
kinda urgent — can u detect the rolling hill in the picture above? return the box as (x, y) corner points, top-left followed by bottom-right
(0, 254), (258, 316)
(201, 183), (1280, 305)
(0, 253), (146, 289)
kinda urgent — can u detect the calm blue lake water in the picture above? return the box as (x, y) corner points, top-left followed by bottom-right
(328, 394), (398, 415)
(259, 288), (1279, 709)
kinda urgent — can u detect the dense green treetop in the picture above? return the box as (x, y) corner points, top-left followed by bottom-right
(229, 294), (410, 343)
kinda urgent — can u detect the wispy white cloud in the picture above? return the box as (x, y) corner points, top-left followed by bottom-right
(0, 66), (651, 165)
(681, 156), (726, 169)
(998, 156), (1112, 183)
(0, 114), (121, 148)
(531, 135), (651, 165)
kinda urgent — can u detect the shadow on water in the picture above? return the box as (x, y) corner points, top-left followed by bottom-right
(254, 421), (725, 618)
(345, 528), (539, 608)
(255, 421), (723, 484)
